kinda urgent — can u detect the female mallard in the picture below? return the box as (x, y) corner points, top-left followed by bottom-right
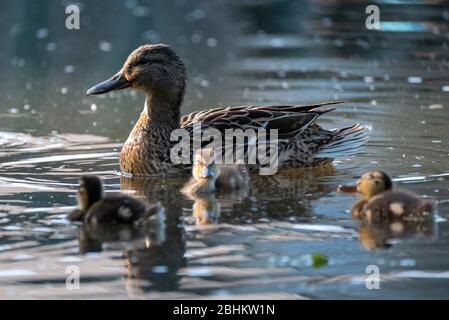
(68, 175), (164, 225)
(87, 43), (368, 175)
(181, 148), (249, 194)
(338, 170), (435, 222)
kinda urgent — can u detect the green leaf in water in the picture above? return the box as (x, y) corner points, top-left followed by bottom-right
(311, 253), (328, 268)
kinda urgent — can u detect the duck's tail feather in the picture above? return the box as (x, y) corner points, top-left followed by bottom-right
(317, 124), (370, 158)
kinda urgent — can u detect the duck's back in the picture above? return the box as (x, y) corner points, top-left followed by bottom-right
(361, 190), (434, 222)
(85, 194), (149, 225)
(180, 103), (368, 170)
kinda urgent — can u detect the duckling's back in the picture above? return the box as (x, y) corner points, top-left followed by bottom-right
(85, 195), (150, 225)
(359, 190), (434, 222)
(216, 165), (249, 190)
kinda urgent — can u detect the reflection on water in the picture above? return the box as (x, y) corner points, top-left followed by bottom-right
(186, 193), (222, 225)
(358, 218), (436, 250)
(77, 206), (186, 294)
(1, 0), (449, 299)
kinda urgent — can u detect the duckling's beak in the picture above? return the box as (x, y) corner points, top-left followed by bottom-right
(200, 166), (214, 178)
(337, 185), (358, 193)
(86, 70), (131, 95)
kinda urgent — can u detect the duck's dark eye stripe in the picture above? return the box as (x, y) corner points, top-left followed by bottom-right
(151, 59), (165, 64)
(136, 58), (165, 65)
(136, 58), (150, 65)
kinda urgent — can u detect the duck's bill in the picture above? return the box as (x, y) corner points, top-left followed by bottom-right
(86, 71), (131, 95)
(337, 185), (358, 193)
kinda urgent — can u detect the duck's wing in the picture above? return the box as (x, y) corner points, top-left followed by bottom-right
(180, 101), (342, 140)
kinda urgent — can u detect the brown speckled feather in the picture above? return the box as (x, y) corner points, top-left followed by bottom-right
(120, 111), (184, 175)
(120, 101), (367, 174)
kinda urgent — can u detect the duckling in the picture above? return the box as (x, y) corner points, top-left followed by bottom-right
(68, 175), (164, 225)
(338, 170), (435, 222)
(181, 148), (249, 194)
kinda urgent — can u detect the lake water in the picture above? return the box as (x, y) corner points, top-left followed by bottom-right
(0, 0), (449, 299)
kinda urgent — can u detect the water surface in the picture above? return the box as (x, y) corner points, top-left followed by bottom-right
(0, 0), (449, 299)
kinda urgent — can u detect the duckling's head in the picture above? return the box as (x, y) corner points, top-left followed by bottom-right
(339, 170), (393, 199)
(77, 175), (104, 211)
(192, 148), (221, 182)
(357, 170), (393, 198)
(87, 44), (186, 107)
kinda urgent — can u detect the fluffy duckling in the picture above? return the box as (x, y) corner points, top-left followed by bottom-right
(181, 148), (249, 194)
(338, 170), (435, 222)
(68, 175), (164, 225)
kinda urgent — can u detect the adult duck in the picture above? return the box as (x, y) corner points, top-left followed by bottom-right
(87, 44), (368, 175)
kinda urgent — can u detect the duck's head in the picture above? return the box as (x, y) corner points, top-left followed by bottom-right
(192, 148), (220, 182)
(87, 44), (186, 106)
(339, 170), (393, 199)
(77, 175), (104, 211)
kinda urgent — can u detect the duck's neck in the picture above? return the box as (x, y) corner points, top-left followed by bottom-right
(126, 93), (181, 149)
(144, 93), (180, 130)
(120, 92), (182, 174)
